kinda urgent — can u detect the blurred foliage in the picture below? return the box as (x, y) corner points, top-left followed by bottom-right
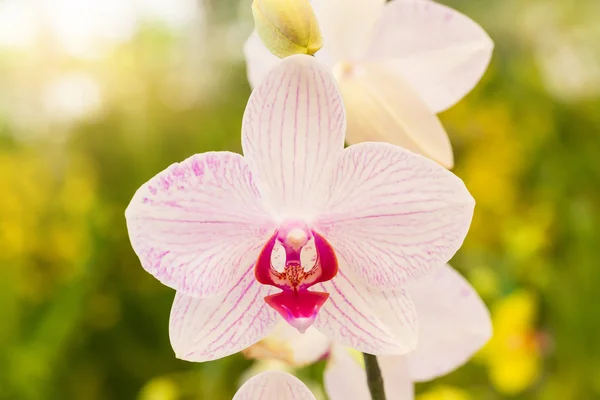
(1, 0), (600, 399)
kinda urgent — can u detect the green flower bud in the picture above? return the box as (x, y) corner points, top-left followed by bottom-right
(252, 0), (323, 58)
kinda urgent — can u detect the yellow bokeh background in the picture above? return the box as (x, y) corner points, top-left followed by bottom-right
(1, 0), (599, 399)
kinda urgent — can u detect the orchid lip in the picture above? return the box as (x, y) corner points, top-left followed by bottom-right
(256, 221), (338, 333)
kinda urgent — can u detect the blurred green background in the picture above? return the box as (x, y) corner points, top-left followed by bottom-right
(1, 0), (599, 399)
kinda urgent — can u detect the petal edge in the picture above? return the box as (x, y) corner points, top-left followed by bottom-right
(242, 54), (346, 220)
(169, 266), (279, 362)
(365, 0), (494, 113)
(234, 371), (317, 400)
(125, 152), (274, 297)
(406, 264), (492, 381)
(317, 142), (474, 289)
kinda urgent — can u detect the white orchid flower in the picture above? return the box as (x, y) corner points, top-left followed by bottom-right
(125, 55), (474, 362)
(244, 0), (494, 168)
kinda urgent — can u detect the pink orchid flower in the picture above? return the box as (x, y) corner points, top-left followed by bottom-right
(234, 371), (316, 400)
(246, 265), (492, 399)
(125, 54), (474, 362)
(244, 0), (493, 168)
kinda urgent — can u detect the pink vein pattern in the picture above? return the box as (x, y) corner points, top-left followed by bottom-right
(169, 265), (279, 362)
(241, 54), (346, 219)
(125, 152), (276, 297)
(314, 264), (418, 355)
(125, 54), (478, 360)
(234, 371), (316, 400)
(315, 142), (475, 290)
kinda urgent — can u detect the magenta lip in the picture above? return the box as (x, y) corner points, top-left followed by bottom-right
(264, 290), (329, 333)
(255, 229), (338, 332)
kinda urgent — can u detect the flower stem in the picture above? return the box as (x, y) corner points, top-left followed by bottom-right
(363, 353), (386, 400)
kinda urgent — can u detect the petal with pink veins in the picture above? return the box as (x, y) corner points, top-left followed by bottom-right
(316, 142), (474, 290)
(311, 0), (386, 62)
(234, 371), (316, 400)
(314, 267), (418, 355)
(242, 54), (346, 221)
(335, 63), (454, 168)
(406, 264), (492, 381)
(169, 265), (279, 362)
(125, 152), (275, 297)
(365, 0), (494, 113)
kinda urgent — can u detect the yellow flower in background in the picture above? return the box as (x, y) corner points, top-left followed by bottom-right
(0, 151), (52, 261)
(418, 385), (472, 400)
(138, 377), (179, 400)
(0, 148), (99, 301)
(481, 290), (542, 395)
(447, 102), (525, 248)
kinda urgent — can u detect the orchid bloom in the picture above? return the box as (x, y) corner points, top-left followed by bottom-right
(245, 265), (492, 399)
(234, 371), (316, 400)
(244, 0), (493, 168)
(125, 54), (474, 362)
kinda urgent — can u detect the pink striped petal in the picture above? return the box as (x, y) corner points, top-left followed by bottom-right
(406, 264), (492, 381)
(324, 346), (414, 400)
(125, 152), (275, 297)
(365, 0), (494, 113)
(243, 31), (281, 89)
(311, 0), (386, 61)
(234, 371), (316, 400)
(315, 142), (474, 290)
(169, 266), (279, 362)
(242, 54), (345, 220)
(314, 267), (418, 355)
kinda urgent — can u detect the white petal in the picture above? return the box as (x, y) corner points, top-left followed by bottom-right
(406, 264), (492, 381)
(125, 152), (275, 297)
(324, 346), (414, 400)
(234, 371), (316, 400)
(324, 345), (371, 400)
(245, 323), (332, 367)
(315, 142), (474, 290)
(336, 63), (453, 168)
(365, 0), (494, 113)
(378, 356), (414, 400)
(169, 266), (278, 362)
(314, 267), (418, 355)
(242, 54), (345, 220)
(243, 31), (281, 89)
(311, 0), (386, 61)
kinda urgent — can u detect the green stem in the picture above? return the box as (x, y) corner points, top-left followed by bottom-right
(363, 353), (386, 400)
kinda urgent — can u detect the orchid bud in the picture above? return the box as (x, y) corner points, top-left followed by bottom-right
(252, 0), (323, 58)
